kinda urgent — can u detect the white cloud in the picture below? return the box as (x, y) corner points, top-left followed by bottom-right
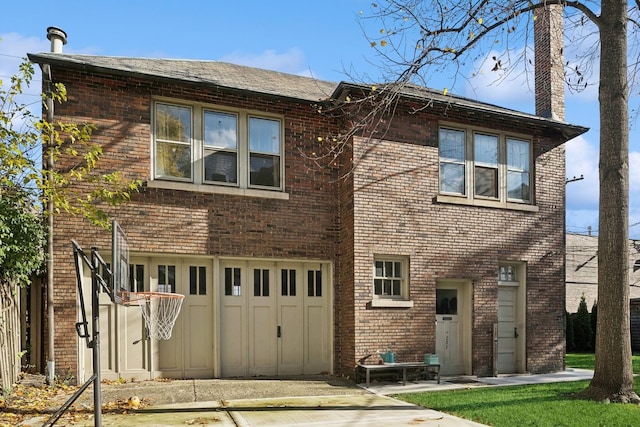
(0, 32), (48, 86)
(463, 49), (534, 109)
(219, 48), (313, 77)
(565, 135), (599, 210)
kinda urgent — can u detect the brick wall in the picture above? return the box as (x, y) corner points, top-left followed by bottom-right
(342, 101), (567, 376)
(47, 67), (341, 379)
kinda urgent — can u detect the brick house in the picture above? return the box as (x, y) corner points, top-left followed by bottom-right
(27, 22), (587, 383)
(566, 233), (640, 313)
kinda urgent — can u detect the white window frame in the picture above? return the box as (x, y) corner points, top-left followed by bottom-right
(150, 99), (287, 199)
(437, 124), (537, 212)
(371, 255), (413, 308)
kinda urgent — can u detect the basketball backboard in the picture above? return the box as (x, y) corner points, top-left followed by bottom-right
(111, 220), (130, 304)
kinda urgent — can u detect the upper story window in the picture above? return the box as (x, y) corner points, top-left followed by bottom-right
(153, 101), (283, 192)
(439, 126), (533, 208)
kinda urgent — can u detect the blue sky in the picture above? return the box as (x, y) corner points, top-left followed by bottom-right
(1, 0), (639, 239)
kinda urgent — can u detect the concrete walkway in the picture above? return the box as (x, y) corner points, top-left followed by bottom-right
(25, 369), (594, 426)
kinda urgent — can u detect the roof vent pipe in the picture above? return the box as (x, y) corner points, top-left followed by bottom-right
(47, 27), (67, 53)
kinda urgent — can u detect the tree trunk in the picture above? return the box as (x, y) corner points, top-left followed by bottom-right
(577, 0), (639, 403)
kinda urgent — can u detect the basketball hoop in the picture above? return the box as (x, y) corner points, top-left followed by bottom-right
(123, 292), (184, 340)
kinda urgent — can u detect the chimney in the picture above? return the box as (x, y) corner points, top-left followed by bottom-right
(534, 5), (565, 121)
(46, 26), (67, 53)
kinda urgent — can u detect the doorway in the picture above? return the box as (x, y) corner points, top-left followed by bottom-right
(435, 280), (472, 375)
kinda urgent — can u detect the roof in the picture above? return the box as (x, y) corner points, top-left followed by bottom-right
(27, 53), (588, 140)
(334, 82), (588, 141)
(27, 53), (337, 103)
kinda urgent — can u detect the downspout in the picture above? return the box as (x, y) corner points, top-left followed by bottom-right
(44, 26), (67, 384)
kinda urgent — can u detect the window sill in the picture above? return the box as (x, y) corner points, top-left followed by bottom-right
(370, 299), (414, 308)
(436, 194), (539, 212)
(145, 180), (290, 200)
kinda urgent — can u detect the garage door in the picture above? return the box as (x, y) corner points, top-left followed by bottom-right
(220, 260), (331, 377)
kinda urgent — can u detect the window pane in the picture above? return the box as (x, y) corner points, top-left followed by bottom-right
(250, 154), (280, 187)
(440, 163), (465, 194)
(156, 141), (191, 179)
(392, 280), (401, 296)
(394, 262), (401, 278)
(254, 269), (261, 296)
(135, 265), (144, 292)
(249, 117), (280, 154)
(383, 279), (392, 295)
(168, 266), (176, 290)
(189, 266), (197, 295)
(475, 166), (498, 198)
(474, 133), (498, 166)
(507, 138), (530, 172)
(225, 267), (232, 295)
(308, 270), (314, 297)
(159, 265), (165, 286)
(315, 270), (322, 296)
(290, 270), (296, 296)
(204, 151), (237, 183)
(233, 268), (241, 296)
(508, 171), (531, 201)
(281, 269), (289, 296)
(439, 128), (465, 161)
(263, 269), (270, 297)
(199, 266), (206, 295)
(374, 279), (382, 295)
(204, 111), (237, 149)
(375, 261), (383, 276)
(384, 262), (393, 277)
(156, 104), (191, 142)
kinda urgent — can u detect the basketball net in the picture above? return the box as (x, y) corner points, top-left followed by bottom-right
(127, 292), (184, 340)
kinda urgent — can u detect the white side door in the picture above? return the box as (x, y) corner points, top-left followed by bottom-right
(248, 264), (277, 376)
(182, 263), (214, 378)
(277, 265), (304, 375)
(497, 286), (518, 373)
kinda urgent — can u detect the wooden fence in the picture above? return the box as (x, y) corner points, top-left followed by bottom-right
(0, 282), (21, 392)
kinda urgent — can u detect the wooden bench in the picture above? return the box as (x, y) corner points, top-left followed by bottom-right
(357, 362), (440, 387)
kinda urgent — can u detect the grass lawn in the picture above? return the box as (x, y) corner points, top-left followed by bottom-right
(394, 353), (640, 427)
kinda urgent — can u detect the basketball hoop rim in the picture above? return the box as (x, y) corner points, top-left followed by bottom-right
(121, 291), (185, 306)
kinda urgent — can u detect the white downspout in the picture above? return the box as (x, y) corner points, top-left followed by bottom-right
(44, 26), (67, 384)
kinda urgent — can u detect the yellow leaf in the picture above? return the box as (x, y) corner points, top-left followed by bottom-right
(370, 41), (377, 47)
(380, 28), (385, 34)
(371, 86), (378, 91)
(380, 40), (387, 47)
(346, 96), (351, 102)
(478, 18), (483, 25)
(443, 88), (448, 95)
(533, 14), (538, 21)
(317, 137), (323, 142)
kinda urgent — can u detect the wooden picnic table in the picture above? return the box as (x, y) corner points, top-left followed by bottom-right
(357, 362), (440, 387)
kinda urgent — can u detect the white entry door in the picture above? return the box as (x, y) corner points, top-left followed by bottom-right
(220, 260), (330, 377)
(435, 289), (465, 375)
(497, 286), (518, 373)
(435, 282), (471, 376)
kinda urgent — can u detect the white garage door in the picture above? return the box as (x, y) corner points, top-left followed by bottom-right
(220, 260), (331, 377)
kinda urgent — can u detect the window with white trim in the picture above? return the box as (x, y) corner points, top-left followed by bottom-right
(439, 126), (532, 205)
(371, 256), (413, 309)
(153, 101), (283, 190)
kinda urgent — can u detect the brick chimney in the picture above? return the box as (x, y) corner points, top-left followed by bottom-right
(46, 26), (67, 53)
(534, 4), (565, 121)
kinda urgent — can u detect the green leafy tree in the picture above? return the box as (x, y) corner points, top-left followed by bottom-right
(352, 0), (638, 403)
(0, 56), (140, 390)
(574, 295), (593, 352)
(566, 311), (575, 352)
(591, 300), (598, 350)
